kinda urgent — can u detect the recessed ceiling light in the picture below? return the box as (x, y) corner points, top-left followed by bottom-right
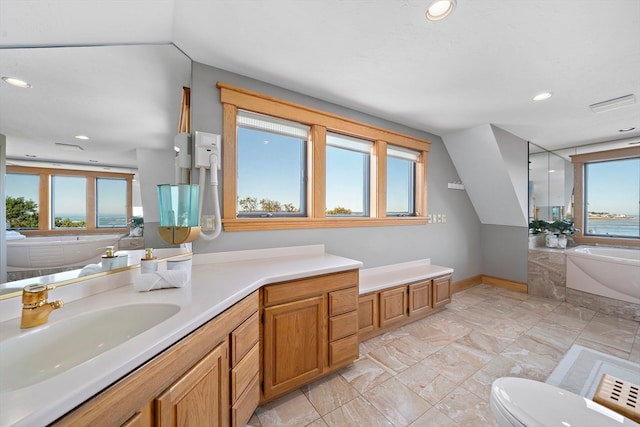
(1, 76), (32, 88)
(533, 92), (553, 101)
(619, 127), (635, 132)
(426, 0), (456, 21)
(75, 135), (89, 140)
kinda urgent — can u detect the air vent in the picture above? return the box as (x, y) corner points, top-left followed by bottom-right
(54, 142), (84, 151)
(589, 94), (636, 113)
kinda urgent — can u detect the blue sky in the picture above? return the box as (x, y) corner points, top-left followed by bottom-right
(586, 158), (639, 215)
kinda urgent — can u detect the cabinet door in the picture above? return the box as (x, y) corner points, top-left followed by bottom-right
(156, 341), (229, 427)
(433, 275), (452, 309)
(263, 296), (324, 400)
(358, 293), (378, 334)
(379, 286), (407, 328)
(409, 280), (432, 317)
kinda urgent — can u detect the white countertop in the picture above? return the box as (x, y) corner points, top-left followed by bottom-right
(0, 245), (362, 427)
(359, 259), (454, 294)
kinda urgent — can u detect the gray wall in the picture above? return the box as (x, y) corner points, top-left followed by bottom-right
(189, 62), (483, 281)
(481, 224), (528, 283)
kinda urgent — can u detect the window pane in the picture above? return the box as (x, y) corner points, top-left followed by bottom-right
(5, 173), (40, 229)
(326, 136), (370, 216)
(387, 146), (417, 216)
(584, 157), (640, 238)
(97, 178), (128, 228)
(52, 175), (87, 229)
(237, 114), (308, 217)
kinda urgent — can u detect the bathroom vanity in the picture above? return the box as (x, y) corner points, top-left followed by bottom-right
(0, 246), (453, 427)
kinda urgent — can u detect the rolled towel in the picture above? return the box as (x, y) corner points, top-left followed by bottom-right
(78, 263), (102, 277)
(134, 270), (189, 292)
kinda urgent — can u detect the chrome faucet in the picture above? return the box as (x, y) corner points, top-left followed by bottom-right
(20, 284), (64, 329)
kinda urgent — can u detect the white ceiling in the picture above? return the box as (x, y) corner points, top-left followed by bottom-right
(1, 0), (639, 169)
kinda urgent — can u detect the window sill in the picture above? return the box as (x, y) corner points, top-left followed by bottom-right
(222, 217), (428, 231)
(573, 235), (640, 248)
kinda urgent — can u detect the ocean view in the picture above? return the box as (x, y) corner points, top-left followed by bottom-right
(586, 215), (640, 238)
(60, 214), (128, 228)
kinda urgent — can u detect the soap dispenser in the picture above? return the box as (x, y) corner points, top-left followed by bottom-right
(101, 246), (117, 272)
(140, 248), (158, 274)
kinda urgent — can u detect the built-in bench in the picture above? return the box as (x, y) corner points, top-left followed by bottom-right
(358, 259), (454, 340)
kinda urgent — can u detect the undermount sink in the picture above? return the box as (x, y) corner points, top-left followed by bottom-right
(0, 303), (180, 393)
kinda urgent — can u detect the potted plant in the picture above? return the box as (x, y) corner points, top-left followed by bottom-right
(548, 219), (577, 248)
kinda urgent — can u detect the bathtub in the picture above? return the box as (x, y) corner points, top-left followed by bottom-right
(565, 245), (640, 304)
(6, 234), (123, 271)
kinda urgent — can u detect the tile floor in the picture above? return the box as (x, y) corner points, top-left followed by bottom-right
(248, 284), (640, 427)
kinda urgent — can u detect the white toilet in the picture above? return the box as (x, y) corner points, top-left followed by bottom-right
(490, 377), (639, 427)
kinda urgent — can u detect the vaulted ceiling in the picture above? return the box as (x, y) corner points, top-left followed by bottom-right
(1, 0), (639, 168)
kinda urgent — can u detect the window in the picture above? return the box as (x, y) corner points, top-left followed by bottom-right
(583, 158), (639, 238)
(571, 147), (640, 246)
(97, 178), (129, 228)
(326, 133), (371, 216)
(218, 82), (430, 231)
(52, 175), (87, 229)
(387, 145), (419, 216)
(236, 111), (308, 217)
(5, 173), (40, 229)
(6, 166), (132, 234)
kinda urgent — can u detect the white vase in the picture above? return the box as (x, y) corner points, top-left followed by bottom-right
(545, 234), (558, 248)
(557, 236), (567, 249)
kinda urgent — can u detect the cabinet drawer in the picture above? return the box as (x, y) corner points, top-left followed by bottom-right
(328, 286), (358, 316)
(231, 343), (259, 402)
(231, 373), (260, 427)
(329, 311), (358, 342)
(263, 270), (358, 306)
(329, 334), (359, 367)
(231, 311), (259, 367)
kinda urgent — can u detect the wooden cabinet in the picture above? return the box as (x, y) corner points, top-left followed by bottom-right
(358, 274), (452, 341)
(156, 341), (229, 426)
(357, 293), (378, 334)
(230, 311), (259, 427)
(433, 275), (452, 309)
(261, 270), (359, 403)
(262, 296), (324, 400)
(408, 280), (432, 317)
(53, 292), (260, 427)
(379, 286), (407, 327)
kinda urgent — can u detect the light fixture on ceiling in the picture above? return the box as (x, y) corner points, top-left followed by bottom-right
(54, 142), (84, 151)
(589, 94), (636, 113)
(533, 92), (553, 102)
(75, 135), (89, 140)
(1, 76), (32, 88)
(426, 0), (456, 21)
(619, 127), (635, 132)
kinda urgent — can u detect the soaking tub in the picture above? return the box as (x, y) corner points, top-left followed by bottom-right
(6, 234), (123, 271)
(565, 245), (640, 303)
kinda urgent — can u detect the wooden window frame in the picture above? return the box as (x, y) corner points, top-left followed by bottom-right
(7, 165), (133, 235)
(218, 82), (430, 231)
(571, 146), (640, 247)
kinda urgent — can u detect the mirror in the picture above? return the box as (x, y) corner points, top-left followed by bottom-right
(529, 142), (574, 223)
(0, 43), (192, 298)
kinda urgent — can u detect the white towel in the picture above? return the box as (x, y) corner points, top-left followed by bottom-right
(78, 263), (102, 277)
(134, 270), (189, 292)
